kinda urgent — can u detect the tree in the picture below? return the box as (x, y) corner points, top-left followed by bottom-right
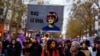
(71, 0), (99, 36)
(0, 0), (26, 37)
(67, 17), (84, 38)
(9, 0), (26, 37)
(50, 32), (61, 38)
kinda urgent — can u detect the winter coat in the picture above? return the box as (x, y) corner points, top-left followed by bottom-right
(81, 50), (91, 56)
(29, 42), (42, 56)
(96, 50), (100, 56)
(65, 51), (85, 56)
(8, 42), (21, 56)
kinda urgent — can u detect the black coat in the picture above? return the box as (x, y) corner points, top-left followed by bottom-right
(16, 42), (22, 56)
(58, 46), (64, 56)
(96, 50), (100, 56)
(92, 47), (100, 56)
(8, 42), (21, 56)
(65, 51), (85, 56)
(2, 40), (10, 55)
(29, 42), (42, 56)
(2, 40), (10, 49)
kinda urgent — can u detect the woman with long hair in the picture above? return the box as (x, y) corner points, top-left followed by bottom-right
(41, 40), (59, 56)
(8, 39), (21, 56)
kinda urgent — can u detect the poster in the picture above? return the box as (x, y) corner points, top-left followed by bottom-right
(26, 5), (64, 31)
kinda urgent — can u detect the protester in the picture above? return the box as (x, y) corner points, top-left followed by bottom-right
(29, 38), (42, 56)
(92, 40), (100, 56)
(58, 42), (64, 56)
(2, 39), (10, 56)
(16, 39), (22, 56)
(63, 40), (71, 56)
(1, 32), (100, 56)
(41, 40), (60, 56)
(80, 42), (91, 56)
(84, 40), (93, 53)
(0, 41), (3, 54)
(65, 41), (85, 56)
(8, 39), (21, 56)
(23, 38), (31, 56)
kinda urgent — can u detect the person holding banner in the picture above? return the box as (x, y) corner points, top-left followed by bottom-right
(42, 12), (60, 31)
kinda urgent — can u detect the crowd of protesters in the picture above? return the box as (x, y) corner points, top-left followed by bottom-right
(0, 33), (100, 56)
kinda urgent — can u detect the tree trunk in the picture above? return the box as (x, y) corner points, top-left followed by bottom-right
(89, 25), (93, 36)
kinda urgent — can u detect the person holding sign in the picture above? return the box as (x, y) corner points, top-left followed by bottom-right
(42, 12), (60, 31)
